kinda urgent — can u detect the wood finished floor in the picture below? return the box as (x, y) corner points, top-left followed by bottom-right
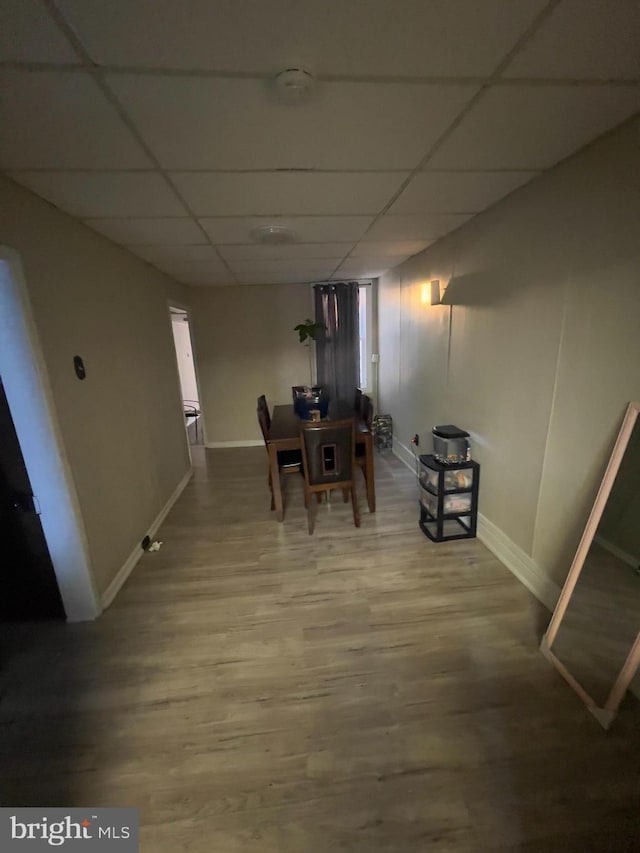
(1, 447), (639, 852)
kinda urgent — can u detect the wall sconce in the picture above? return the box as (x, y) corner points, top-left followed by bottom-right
(421, 280), (441, 305)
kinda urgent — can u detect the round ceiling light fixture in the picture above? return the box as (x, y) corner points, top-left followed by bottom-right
(274, 67), (314, 102)
(251, 225), (298, 245)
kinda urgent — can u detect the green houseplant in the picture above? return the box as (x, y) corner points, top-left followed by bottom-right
(294, 318), (324, 387)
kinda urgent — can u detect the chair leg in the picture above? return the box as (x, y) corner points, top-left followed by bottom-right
(316, 493), (323, 504)
(268, 468), (275, 511)
(307, 495), (315, 534)
(342, 488), (349, 502)
(351, 483), (361, 528)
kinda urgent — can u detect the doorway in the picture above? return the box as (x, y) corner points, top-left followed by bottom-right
(0, 376), (65, 620)
(0, 249), (99, 622)
(170, 307), (203, 445)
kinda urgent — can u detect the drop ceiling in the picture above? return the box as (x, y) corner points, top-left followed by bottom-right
(1, 0), (638, 287)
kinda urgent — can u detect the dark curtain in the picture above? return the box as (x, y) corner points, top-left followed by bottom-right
(314, 282), (359, 404)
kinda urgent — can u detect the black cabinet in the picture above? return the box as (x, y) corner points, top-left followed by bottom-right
(418, 454), (480, 542)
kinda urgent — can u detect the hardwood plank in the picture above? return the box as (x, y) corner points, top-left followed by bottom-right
(0, 446), (638, 852)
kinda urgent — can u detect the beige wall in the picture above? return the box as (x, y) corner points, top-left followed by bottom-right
(378, 117), (640, 590)
(188, 283), (313, 444)
(0, 174), (191, 598)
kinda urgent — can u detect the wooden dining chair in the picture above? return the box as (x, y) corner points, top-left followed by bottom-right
(354, 387), (363, 416)
(355, 393), (373, 490)
(359, 394), (373, 430)
(300, 417), (360, 534)
(257, 395), (301, 510)
(183, 399), (201, 441)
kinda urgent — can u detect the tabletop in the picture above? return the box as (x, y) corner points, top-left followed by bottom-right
(269, 401), (369, 442)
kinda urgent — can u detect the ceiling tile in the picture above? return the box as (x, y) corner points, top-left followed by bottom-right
(85, 217), (203, 245)
(333, 259), (395, 278)
(429, 85), (640, 170)
(187, 281), (236, 288)
(58, 0), (545, 76)
(155, 258), (232, 285)
(391, 171), (538, 214)
(0, 71), (151, 169)
(110, 75), (477, 170)
(0, 0), (80, 63)
(364, 214), (473, 242)
(350, 240), (433, 258)
(505, 0), (640, 80)
(234, 272), (330, 285)
(227, 259), (338, 278)
(128, 244), (215, 263)
(172, 172), (406, 216)
(8, 171), (188, 217)
(200, 216), (374, 244)
(217, 243), (354, 261)
(350, 250), (417, 266)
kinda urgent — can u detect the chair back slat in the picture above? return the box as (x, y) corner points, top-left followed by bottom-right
(360, 394), (373, 430)
(300, 418), (355, 487)
(257, 395), (271, 443)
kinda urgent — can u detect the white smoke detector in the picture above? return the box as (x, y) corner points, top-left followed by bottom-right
(251, 225), (298, 245)
(274, 68), (314, 102)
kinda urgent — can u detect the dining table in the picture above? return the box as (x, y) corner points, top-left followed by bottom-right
(267, 400), (375, 522)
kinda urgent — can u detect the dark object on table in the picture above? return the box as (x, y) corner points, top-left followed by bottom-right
(291, 385), (306, 401)
(293, 386), (330, 419)
(418, 453), (479, 542)
(432, 424), (470, 464)
(300, 417), (360, 535)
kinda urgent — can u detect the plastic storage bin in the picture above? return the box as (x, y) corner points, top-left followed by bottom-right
(418, 454), (480, 542)
(432, 425), (470, 465)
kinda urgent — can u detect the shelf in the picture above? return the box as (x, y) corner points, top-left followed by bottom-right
(419, 504), (474, 523)
(420, 483), (473, 497)
(420, 517), (473, 542)
(418, 455), (480, 542)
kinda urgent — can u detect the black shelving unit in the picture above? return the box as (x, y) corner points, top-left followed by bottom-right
(418, 454), (480, 542)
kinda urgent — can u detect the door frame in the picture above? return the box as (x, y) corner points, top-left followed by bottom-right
(0, 246), (100, 621)
(168, 300), (206, 450)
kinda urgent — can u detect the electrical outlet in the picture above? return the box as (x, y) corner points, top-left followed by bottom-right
(412, 433), (419, 446)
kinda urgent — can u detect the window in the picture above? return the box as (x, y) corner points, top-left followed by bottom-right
(358, 282), (374, 391)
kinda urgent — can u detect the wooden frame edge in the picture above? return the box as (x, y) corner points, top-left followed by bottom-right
(541, 401), (640, 728)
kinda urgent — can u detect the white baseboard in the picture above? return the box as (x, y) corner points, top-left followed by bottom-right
(477, 513), (561, 612)
(594, 534), (639, 570)
(391, 442), (560, 612)
(101, 467), (193, 609)
(205, 440), (263, 448)
(393, 438), (419, 474)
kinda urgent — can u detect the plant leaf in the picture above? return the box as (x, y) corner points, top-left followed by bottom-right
(294, 319), (324, 344)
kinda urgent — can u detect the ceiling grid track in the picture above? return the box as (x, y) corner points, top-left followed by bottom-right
(42, 0), (239, 284)
(1, 0), (637, 286)
(330, 0), (566, 278)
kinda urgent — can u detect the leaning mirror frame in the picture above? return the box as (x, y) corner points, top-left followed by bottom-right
(540, 401), (640, 729)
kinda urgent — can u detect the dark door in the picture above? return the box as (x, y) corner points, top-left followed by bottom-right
(0, 376), (65, 620)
